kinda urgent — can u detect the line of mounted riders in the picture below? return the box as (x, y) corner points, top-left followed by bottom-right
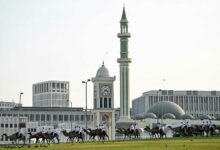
(1, 123), (109, 147)
(116, 120), (220, 139)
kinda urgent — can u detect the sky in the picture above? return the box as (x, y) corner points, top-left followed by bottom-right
(0, 0), (220, 109)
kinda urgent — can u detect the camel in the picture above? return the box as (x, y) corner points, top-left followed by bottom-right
(1, 133), (25, 147)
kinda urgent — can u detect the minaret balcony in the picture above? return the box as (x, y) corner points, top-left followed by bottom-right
(117, 33), (131, 38)
(117, 58), (132, 63)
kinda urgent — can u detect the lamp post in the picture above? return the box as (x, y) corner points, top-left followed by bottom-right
(157, 89), (161, 123)
(70, 101), (73, 130)
(18, 92), (23, 129)
(161, 79), (166, 125)
(82, 79), (90, 130)
(19, 92), (23, 107)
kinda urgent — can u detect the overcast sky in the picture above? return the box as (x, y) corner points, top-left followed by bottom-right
(0, 0), (220, 109)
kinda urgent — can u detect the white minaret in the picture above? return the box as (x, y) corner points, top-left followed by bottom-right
(117, 7), (132, 122)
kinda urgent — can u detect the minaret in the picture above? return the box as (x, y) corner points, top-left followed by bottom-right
(117, 7), (132, 122)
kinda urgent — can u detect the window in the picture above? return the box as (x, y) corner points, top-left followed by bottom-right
(1, 124), (4, 128)
(104, 98), (107, 108)
(81, 115), (84, 121)
(193, 91), (198, 95)
(168, 90), (173, 95)
(70, 115), (74, 121)
(53, 115), (57, 121)
(186, 91), (192, 95)
(36, 114), (40, 121)
(59, 115), (63, 121)
(30, 114), (34, 121)
(10, 124), (13, 128)
(47, 115), (51, 121)
(61, 83), (64, 89)
(75, 115), (79, 121)
(41, 114), (45, 121)
(64, 115), (68, 121)
(109, 98), (111, 108)
(162, 90), (167, 95)
(100, 98), (103, 108)
(5, 124), (8, 128)
(52, 83), (56, 88)
(211, 91), (216, 96)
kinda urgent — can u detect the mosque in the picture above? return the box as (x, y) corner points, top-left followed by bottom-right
(1, 7), (220, 144)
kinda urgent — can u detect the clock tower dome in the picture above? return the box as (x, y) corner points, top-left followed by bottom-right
(91, 62), (116, 109)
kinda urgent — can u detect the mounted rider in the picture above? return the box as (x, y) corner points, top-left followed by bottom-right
(41, 127), (46, 134)
(16, 127), (22, 137)
(75, 125), (80, 134)
(98, 123), (105, 133)
(156, 122), (161, 130)
(186, 121), (191, 128)
(129, 123), (135, 133)
(208, 120), (213, 129)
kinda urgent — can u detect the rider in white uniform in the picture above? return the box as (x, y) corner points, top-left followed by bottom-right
(130, 124), (135, 132)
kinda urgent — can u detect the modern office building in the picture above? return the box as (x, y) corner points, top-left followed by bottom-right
(132, 90), (220, 119)
(32, 81), (69, 107)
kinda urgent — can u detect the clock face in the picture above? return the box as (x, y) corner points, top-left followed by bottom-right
(101, 85), (111, 96)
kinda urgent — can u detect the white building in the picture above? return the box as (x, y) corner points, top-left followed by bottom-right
(32, 80), (69, 107)
(0, 101), (19, 109)
(132, 90), (220, 119)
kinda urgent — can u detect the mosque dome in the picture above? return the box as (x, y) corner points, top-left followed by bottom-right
(182, 114), (194, 120)
(198, 114), (212, 120)
(142, 112), (157, 119)
(216, 116), (220, 120)
(162, 113), (176, 119)
(134, 114), (144, 120)
(96, 62), (110, 78)
(147, 101), (185, 119)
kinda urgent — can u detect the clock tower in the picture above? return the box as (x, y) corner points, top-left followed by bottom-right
(91, 62), (115, 109)
(91, 62), (116, 140)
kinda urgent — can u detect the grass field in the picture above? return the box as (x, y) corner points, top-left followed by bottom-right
(0, 137), (220, 150)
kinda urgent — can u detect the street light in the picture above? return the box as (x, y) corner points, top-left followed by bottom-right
(19, 92), (23, 106)
(161, 79), (166, 125)
(70, 101), (73, 130)
(82, 79), (90, 130)
(157, 89), (161, 123)
(18, 92), (23, 129)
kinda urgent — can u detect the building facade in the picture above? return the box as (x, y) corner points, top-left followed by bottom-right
(0, 106), (93, 128)
(132, 90), (220, 119)
(32, 80), (69, 107)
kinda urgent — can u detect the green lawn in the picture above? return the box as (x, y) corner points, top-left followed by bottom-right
(1, 137), (220, 150)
